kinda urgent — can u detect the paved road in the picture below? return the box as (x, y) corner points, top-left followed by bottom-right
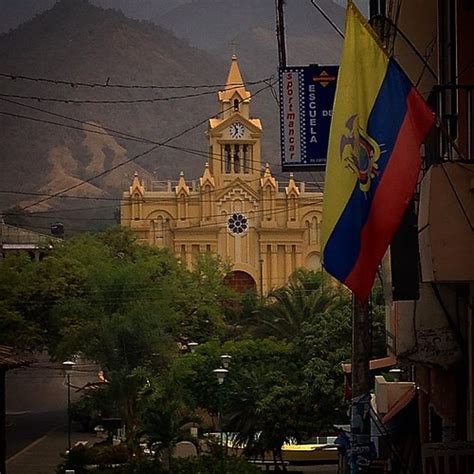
(6, 422), (98, 474)
(6, 410), (66, 458)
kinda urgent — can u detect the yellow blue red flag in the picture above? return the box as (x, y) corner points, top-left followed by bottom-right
(321, 1), (434, 302)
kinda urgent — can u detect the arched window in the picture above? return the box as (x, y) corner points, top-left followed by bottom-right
(289, 195), (296, 221)
(306, 220), (311, 245)
(312, 216), (319, 244)
(233, 99), (239, 111)
(179, 195), (187, 220)
(243, 144), (250, 173)
(233, 145), (240, 173)
(224, 145), (231, 173)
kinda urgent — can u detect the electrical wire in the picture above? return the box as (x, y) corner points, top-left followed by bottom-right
(0, 85), (322, 189)
(308, 0), (344, 39)
(0, 79), (272, 105)
(0, 72), (271, 90)
(1, 79), (325, 220)
(0, 96), (156, 143)
(15, 80), (275, 212)
(3, 198), (322, 225)
(440, 163), (473, 230)
(1, 192), (323, 214)
(0, 110), (147, 145)
(0, 96), (315, 192)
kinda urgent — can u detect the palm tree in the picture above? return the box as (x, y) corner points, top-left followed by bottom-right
(258, 269), (349, 340)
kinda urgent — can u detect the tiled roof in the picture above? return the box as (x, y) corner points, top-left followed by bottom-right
(0, 345), (31, 369)
(1, 223), (57, 246)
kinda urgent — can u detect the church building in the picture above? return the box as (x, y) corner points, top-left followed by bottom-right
(121, 56), (323, 293)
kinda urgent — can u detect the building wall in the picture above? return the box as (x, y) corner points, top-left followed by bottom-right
(386, 0), (474, 444)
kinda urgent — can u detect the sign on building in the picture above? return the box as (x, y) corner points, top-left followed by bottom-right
(279, 65), (338, 172)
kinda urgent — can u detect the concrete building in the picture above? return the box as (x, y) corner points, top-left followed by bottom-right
(0, 222), (58, 260)
(121, 56), (323, 293)
(374, 0), (474, 470)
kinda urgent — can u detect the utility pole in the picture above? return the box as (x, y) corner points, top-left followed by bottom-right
(349, 5), (388, 472)
(350, 297), (372, 472)
(275, 0), (287, 67)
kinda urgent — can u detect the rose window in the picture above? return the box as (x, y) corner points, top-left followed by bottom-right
(227, 213), (249, 235)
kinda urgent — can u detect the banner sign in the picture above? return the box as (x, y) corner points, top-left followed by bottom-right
(279, 65), (338, 172)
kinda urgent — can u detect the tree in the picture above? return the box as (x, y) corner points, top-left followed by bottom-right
(170, 339), (308, 470)
(258, 269), (349, 340)
(0, 226), (235, 455)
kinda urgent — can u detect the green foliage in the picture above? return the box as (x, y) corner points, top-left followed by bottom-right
(1, 226), (234, 454)
(5, 227), (389, 467)
(58, 444), (129, 473)
(170, 456), (261, 474)
(70, 390), (115, 432)
(90, 455), (260, 473)
(258, 269), (349, 339)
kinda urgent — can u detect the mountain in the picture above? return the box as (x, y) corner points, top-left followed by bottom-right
(0, 0), (231, 227)
(155, 0), (343, 53)
(0, 0), (56, 34)
(0, 0), (352, 34)
(0, 0), (343, 232)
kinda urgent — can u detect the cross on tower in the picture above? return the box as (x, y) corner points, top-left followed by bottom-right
(230, 40), (238, 56)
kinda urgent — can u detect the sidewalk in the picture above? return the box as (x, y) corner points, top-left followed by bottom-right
(7, 425), (99, 474)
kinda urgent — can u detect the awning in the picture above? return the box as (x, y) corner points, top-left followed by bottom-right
(341, 355), (397, 374)
(382, 386), (417, 424)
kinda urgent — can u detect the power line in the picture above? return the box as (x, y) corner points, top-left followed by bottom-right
(0, 81), (325, 227)
(22, 144), (161, 211)
(0, 189), (121, 202)
(0, 91), (323, 195)
(1, 200), (322, 243)
(0, 110), (147, 145)
(0, 79), (272, 105)
(2, 80), (280, 212)
(3, 196), (322, 224)
(0, 72), (271, 91)
(1, 191), (323, 213)
(308, 0), (344, 39)
(0, 96), (156, 144)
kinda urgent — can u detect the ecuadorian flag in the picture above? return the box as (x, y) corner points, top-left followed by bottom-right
(321, 1), (435, 302)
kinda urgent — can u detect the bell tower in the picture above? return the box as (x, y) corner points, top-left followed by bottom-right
(207, 55), (262, 190)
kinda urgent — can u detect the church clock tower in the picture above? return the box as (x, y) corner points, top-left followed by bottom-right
(121, 55), (324, 294)
(208, 54), (263, 190)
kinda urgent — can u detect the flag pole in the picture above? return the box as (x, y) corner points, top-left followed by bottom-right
(350, 295), (372, 472)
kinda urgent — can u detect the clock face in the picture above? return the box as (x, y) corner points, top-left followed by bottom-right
(229, 122), (245, 139)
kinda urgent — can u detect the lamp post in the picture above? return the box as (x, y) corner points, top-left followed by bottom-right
(220, 354), (232, 369)
(213, 367), (228, 473)
(188, 342), (199, 353)
(62, 360), (75, 453)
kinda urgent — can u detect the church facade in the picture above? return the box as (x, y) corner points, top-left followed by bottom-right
(121, 56), (323, 293)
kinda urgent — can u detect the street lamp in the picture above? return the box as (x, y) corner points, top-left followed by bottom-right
(220, 354), (232, 369)
(389, 367), (402, 382)
(62, 360), (75, 453)
(213, 367), (229, 473)
(213, 368), (228, 385)
(188, 342), (199, 353)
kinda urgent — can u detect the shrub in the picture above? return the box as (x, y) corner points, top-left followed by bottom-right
(171, 455), (261, 474)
